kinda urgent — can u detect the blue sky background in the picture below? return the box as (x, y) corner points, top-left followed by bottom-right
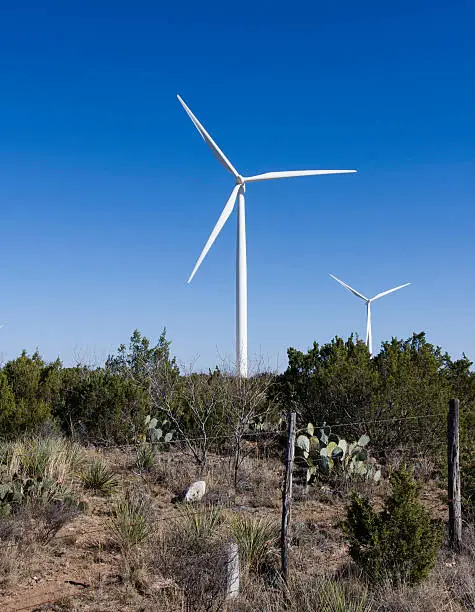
(0, 1), (473, 370)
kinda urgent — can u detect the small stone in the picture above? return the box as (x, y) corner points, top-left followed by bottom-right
(184, 480), (206, 502)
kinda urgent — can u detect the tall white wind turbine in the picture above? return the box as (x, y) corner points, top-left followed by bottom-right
(329, 274), (410, 356)
(178, 94), (356, 377)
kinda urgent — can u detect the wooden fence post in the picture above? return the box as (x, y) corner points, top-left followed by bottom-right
(448, 398), (462, 549)
(281, 411), (296, 582)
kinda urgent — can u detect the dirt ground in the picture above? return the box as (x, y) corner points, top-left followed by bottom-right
(0, 447), (459, 611)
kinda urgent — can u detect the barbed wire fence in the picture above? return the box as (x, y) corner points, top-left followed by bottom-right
(0, 403), (466, 610)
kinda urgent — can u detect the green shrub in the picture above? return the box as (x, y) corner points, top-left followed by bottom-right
(1, 352), (61, 438)
(57, 368), (149, 444)
(344, 466), (444, 585)
(0, 372), (17, 438)
(273, 333), (475, 464)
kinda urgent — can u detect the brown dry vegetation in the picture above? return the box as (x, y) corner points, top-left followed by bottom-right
(0, 442), (473, 612)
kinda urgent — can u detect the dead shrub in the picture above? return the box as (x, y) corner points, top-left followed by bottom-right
(0, 538), (18, 585)
(413, 455), (437, 483)
(234, 457), (282, 508)
(151, 452), (197, 495)
(36, 499), (81, 543)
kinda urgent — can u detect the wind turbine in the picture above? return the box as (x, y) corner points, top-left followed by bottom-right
(329, 274), (410, 356)
(178, 94), (356, 377)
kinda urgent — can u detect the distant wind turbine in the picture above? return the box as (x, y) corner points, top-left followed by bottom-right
(178, 94), (356, 377)
(329, 274), (411, 356)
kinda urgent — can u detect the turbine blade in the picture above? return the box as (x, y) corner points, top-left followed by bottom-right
(177, 95), (239, 178)
(187, 185), (241, 283)
(329, 274), (368, 301)
(244, 169), (356, 182)
(371, 283), (411, 302)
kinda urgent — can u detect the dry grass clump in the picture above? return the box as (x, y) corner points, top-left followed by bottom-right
(368, 561), (473, 611)
(0, 436), (84, 483)
(155, 505), (230, 611)
(0, 517), (21, 586)
(0, 501), (80, 588)
(227, 573), (372, 612)
(288, 575), (372, 612)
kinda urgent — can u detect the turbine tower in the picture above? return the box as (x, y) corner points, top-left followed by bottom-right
(178, 94), (356, 377)
(329, 274), (411, 356)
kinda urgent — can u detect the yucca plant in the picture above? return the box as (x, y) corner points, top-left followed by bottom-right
(80, 459), (117, 496)
(285, 575), (373, 612)
(109, 491), (153, 552)
(317, 579), (372, 612)
(134, 443), (156, 472)
(176, 505), (223, 542)
(231, 516), (279, 572)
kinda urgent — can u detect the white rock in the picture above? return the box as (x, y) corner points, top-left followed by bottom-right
(184, 480), (206, 502)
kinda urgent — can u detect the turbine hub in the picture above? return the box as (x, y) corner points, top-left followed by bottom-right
(236, 175), (245, 185)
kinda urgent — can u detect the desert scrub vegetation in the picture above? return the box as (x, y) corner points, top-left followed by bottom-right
(231, 515), (280, 574)
(0, 437), (84, 588)
(109, 490), (154, 552)
(0, 440), (472, 611)
(0, 329), (472, 610)
(344, 466), (444, 585)
(80, 457), (118, 495)
(155, 505), (230, 610)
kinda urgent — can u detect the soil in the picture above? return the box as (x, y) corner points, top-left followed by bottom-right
(0, 447), (451, 611)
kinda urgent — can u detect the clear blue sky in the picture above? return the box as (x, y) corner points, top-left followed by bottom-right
(0, 1), (473, 370)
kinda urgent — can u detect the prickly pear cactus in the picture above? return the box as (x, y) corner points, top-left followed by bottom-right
(292, 421), (382, 485)
(0, 475), (74, 516)
(144, 415), (175, 446)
